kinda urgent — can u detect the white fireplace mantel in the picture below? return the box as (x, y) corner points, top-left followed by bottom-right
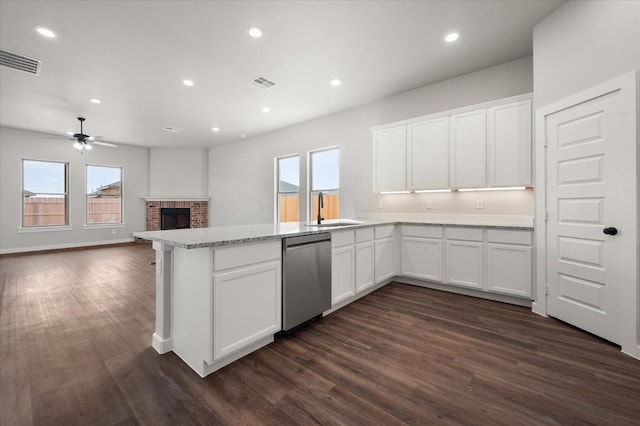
(140, 196), (210, 202)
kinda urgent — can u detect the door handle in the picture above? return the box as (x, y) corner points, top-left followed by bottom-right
(603, 227), (618, 235)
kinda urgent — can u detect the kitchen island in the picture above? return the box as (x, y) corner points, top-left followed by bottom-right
(134, 216), (533, 377)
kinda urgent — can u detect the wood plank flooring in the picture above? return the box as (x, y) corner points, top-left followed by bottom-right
(1, 243), (639, 425)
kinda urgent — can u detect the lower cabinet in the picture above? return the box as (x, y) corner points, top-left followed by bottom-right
(331, 244), (356, 305)
(486, 229), (532, 297)
(355, 229), (375, 293)
(445, 240), (483, 289)
(400, 225), (443, 281)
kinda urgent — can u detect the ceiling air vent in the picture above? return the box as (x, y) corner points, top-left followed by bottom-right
(0, 49), (41, 75)
(252, 76), (275, 89)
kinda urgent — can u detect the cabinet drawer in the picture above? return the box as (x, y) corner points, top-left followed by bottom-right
(213, 241), (281, 272)
(446, 227), (483, 242)
(355, 228), (374, 243)
(487, 229), (532, 245)
(401, 225), (442, 239)
(332, 230), (355, 248)
(375, 225), (395, 239)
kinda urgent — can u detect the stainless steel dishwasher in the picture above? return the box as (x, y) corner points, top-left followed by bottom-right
(282, 233), (331, 332)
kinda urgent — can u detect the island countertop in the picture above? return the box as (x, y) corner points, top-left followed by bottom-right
(133, 215), (534, 249)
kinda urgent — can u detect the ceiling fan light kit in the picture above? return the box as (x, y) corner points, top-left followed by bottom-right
(68, 117), (116, 152)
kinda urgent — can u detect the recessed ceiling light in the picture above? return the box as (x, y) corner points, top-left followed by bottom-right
(162, 126), (183, 133)
(241, 134), (247, 138)
(35, 26), (56, 38)
(444, 32), (460, 43)
(330, 78), (342, 87)
(212, 127), (220, 132)
(182, 79), (194, 87)
(89, 98), (101, 104)
(248, 27), (262, 38)
(262, 107), (271, 113)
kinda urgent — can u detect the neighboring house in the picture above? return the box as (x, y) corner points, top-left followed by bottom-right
(279, 180), (298, 193)
(88, 181), (121, 197)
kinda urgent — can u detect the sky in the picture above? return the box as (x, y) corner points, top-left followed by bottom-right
(278, 148), (339, 192)
(23, 160), (121, 194)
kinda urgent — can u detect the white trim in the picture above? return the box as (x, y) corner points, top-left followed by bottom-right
(370, 93), (533, 132)
(139, 196), (210, 201)
(152, 333), (173, 354)
(0, 237), (134, 254)
(83, 223), (127, 230)
(18, 225), (72, 233)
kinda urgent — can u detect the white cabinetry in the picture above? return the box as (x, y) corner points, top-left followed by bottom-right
(486, 230), (532, 297)
(400, 225), (443, 282)
(212, 242), (281, 361)
(373, 126), (406, 192)
(408, 117), (449, 189)
(374, 225), (395, 283)
(355, 229), (375, 293)
(445, 228), (484, 289)
(331, 231), (355, 306)
(487, 100), (532, 187)
(450, 110), (486, 188)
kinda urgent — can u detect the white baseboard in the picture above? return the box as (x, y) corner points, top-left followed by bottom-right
(0, 237), (135, 254)
(152, 333), (173, 354)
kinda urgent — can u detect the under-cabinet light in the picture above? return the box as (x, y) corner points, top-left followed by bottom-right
(380, 191), (411, 194)
(414, 189), (452, 193)
(458, 186), (526, 192)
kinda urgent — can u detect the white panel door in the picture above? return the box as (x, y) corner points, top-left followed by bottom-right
(546, 88), (632, 345)
(374, 237), (394, 283)
(408, 117), (449, 189)
(450, 109), (486, 188)
(487, 100), (532, 186)
(355, 242), (374, 293)
(331, 246), (355, 306)
(373, 126), (406, 191)
(445, 241), (483, 289)
(400, 237), (442, 282)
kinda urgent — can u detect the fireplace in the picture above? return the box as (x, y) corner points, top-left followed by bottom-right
(145, 200), (208, 231)
(161, 208), (190, 230)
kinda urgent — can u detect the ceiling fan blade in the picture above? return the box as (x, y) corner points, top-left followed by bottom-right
(93, 140), (118, 148)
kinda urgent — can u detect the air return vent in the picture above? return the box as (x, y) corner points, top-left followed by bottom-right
(0, 49), (41, 75)
(252, 76), (275, 89)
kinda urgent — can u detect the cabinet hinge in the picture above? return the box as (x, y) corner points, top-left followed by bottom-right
(544, 136), (548, 147)
(545, 285), (549, 296)
(544, 211), (549, 222)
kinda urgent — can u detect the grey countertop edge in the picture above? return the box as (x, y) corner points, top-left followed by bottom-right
(134, 221), (533, 250)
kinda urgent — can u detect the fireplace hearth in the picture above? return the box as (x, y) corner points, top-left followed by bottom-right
(144, 200), (208, 231)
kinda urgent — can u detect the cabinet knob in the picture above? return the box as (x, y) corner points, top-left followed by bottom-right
(603, 227), (618, 236)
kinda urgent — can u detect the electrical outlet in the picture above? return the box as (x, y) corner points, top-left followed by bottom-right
(378, 197), (384, 209)
(476, 200), (484, 209)
(425, 200), (432, 209)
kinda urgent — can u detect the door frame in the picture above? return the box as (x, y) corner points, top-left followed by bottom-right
(534, 71), (639, 359)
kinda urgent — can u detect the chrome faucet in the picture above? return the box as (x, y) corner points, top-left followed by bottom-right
(317, 191), (324, 225)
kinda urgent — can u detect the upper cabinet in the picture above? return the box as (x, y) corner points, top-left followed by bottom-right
(487, 100), (532, 187)
(450, 109), (486, 188)
(408, 117), (449, 190)
(373, 125), (406, 192)
(371, 94), (532, 192)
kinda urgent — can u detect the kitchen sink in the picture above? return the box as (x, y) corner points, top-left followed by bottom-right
(304, 220), (363, 228)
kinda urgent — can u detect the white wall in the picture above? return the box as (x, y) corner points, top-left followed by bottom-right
(209, 56), (535, 226)
(0, 126), (149, 253)
(533, 0), (640, 108)
(149, 148), (208, 197)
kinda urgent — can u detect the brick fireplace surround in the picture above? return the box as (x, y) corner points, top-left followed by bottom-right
(145, 200), (208, 231)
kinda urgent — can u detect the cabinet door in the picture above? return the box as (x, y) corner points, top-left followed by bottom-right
(400, 236), (443, 282)
(487, 244), (532, 297)
(450, 109), (486, 188)
(212, 261), (281, 360)
(373, 126), (406, 191)
(355, 241), (374, 293)
(445, 240), (483, 289)
(408, 117), (449, 189)
(374, 237), (394, 283)
(487, 100), (532, 186)
(331, 245), (355, 306)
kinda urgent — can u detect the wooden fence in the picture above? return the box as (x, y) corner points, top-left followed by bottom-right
(23, 197), (121, 226)
(279, 194), (339, 223)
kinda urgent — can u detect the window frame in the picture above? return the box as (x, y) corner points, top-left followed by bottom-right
(86, 164), (124, 225)
(274, 154), (300, 224)
(307, 146), (340, 222)
(21, 159), (69, 228)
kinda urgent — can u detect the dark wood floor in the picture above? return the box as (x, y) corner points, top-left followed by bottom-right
(1, 243), (639, 425)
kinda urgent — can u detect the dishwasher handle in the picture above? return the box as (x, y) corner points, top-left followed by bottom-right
(283, 233), (331, 249)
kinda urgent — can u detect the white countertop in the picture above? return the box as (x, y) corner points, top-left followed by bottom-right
(134, 215), (533, 249)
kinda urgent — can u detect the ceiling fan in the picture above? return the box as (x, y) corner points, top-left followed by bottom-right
(68, 117), (118, 151)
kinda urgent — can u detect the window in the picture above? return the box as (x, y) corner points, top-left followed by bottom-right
(22, 160), (69, 227)
(87, 165), (122, 224)
(309, 147), (339, 222)
(276, 155), (300, 223)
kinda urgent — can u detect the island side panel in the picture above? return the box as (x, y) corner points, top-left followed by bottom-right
(152, 241), (173, 353)
(171, 245), (214, 377)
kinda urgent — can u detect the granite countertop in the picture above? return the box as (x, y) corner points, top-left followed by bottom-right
(133, 215), (534, 249)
